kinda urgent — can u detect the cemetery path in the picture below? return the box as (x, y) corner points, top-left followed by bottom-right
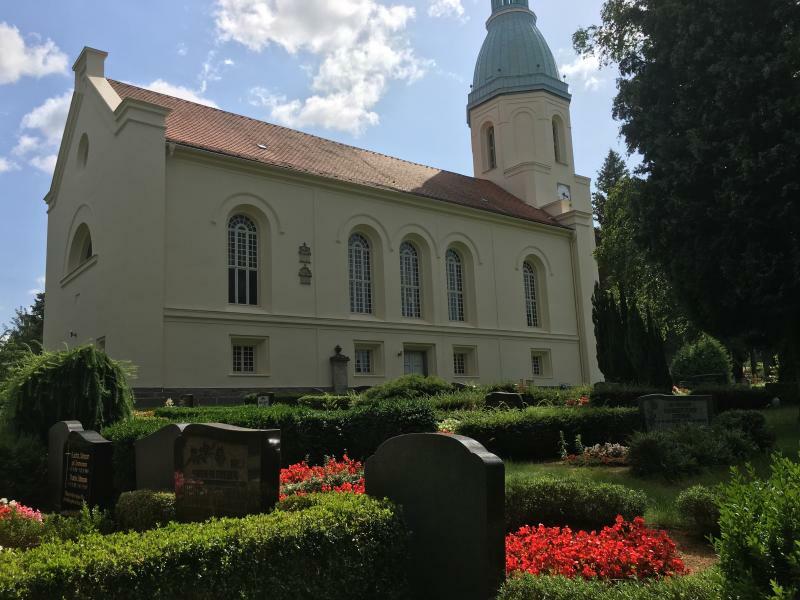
(669, 530), (718, 573)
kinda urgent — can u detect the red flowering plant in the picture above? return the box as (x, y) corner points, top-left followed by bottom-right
(0, 499), (43, 523)
(279, 455), (365, 501)
(506, 516), (687, 580)
(0, 498), (44, 550)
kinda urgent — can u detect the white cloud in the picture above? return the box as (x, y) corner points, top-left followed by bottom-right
(427, 0), (465, 21)
(559, 52), (603, 91)
(217, 0), (431, 135)
(0, 22), (68, 84)
(143, 79), (219, 107)
(197, 51), (236, 94)
(177, 42), (188, 56)
(29, 154), (57, 173)
(12, 91), (71, 174)
(0, 157), (19, 173)
(27, 275), (45, 295)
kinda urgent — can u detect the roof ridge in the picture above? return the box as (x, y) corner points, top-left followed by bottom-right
(109, 79), (483, 182)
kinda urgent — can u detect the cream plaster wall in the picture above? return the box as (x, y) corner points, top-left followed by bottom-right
(43, 48), (601, 393)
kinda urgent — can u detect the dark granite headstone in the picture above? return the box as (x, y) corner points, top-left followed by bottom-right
(135, 423), (188, 491)
(48, 421), (84, 510)
(484, 391), (524, 408)
(174, 423), (281, 521)
(365, 433), (504, 600)
(179, 394), (196, 408)
(61, 430), (113, 510)
(638, 394), (714, 431)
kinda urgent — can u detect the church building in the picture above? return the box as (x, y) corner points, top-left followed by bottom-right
(43, 0), (601, 401)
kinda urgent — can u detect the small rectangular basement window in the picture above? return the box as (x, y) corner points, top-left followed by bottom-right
(355, 348), (373, 374)
(452, 346), (477, 377)
(232, 344), (255, 373)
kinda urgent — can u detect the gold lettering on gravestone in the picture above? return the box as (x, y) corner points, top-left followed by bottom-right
(63, 451), (93, 506)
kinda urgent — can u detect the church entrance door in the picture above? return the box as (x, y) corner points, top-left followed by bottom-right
(403, 351), (427, 376)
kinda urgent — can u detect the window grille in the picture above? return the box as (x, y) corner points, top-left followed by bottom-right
(523, 262), (539, 327)
(355, 348), (372, 374)
(228, 215), (258, 305)
(233, 344), (255, 373)
(446, 249), (465, 321)
(400, 242), (422, 318)
(348, 233), (373, 314)
(487, 126), (497, 169)
(531, 354), (543, 376)
(453, 352), (467, 376)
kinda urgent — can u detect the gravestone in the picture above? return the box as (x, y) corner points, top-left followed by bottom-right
(135, 423), (188, 491)
(330, 345), (350, 395)
(174, 423), (281, 521)
(48, 421), (84, 510)
(257, 393), (273, 407)
(61, 430), (114, 510)
(638, 394), (714, 431)
(365, 433), (504, 600)
(179, 394), (196, 408)
(484, 391), (524, 408)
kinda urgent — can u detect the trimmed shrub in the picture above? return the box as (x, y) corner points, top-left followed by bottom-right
(497, 569), (723, 600)
(693, 384), (773, 411)
(430, 389), (486, 411)
(1, 504), (112, 550)
(671, 334), (732, 385)
(589, 383), (669, 408)
(675, 485), (720, 537)
(716, 455), (800, 599)
(453, 407), (641, 461)
(0, 433), (47, 507)
(297, 394), (353, 410)
(115, 490), (176, 532)
(0, 493), (410, 600)
(101, 417), (171, 493)
(628, 424), (757, 479)
(712, 409), (774, 450)
(505, 476), (647, 532)
(362, 374), (452, 401)
(1, 346), (134, 441)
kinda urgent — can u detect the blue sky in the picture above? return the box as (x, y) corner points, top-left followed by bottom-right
(0, 0), (627, 327)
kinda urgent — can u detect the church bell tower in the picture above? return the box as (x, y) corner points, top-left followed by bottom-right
(468, 0), (590, 219)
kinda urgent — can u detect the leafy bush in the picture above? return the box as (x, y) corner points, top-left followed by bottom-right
(628, 425), (756, 479)
(497, 569), (723, 600)
(693, 384), (773, 411)
(713, 409), (774, 450)
(115, 490), (176, 532)
(453, 407), (642, 460)
(0, 499), (43, 550)
(0, 433), (47, 507)
(1, 346), (134, 441)
(505, 476), (647, 532)
(716, 455), (800, 600)
(101, 417), (171, 494)
(670, 334), (732, 385)
(362, 374), (452, 401)
(675, 485), (720, 538)
(589, 383), (669, 408)
(0, 503), (112, 550)
(297, 394), (354, 410)
(430, 389), (486, 411)
(0, 493), (410, 600)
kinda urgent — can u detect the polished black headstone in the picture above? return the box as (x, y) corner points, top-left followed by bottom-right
(62, 429), (113, 510)
(48, 421), (84, 510)
(135, 423), (188, 491)
(365, 433), (505, 600)
(485, 391), (524, 408)
(174, 423), (280, 522)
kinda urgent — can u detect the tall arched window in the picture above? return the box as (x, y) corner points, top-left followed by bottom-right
(349, 233), (373, 314)
(400, 241), (421, 318)
(552, 116), (565, 164)
(228, 214), (258, 305)
(446, 248), (465, 322)
(523, 261), (539, 327)
(487, 125), (497, 170)
(68, 223), (94, 272)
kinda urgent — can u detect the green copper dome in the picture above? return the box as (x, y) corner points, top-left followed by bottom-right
(468, 0), (569, 120)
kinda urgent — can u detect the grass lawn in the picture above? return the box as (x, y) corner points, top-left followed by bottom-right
(505, 405), (799, 530)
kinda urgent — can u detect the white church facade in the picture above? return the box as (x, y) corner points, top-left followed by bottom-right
(43, 0), (601, 400)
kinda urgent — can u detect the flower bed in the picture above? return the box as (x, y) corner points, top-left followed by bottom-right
(0, 499), (42, 523)
(565, 443), (630, 467)
(506, 516), (686, 580)
(279, 455), (365, 501)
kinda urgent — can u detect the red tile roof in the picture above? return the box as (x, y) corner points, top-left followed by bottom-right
(109, 80), (562, 228)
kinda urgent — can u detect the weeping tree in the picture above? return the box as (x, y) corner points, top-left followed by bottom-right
(1, 345), (134, 441)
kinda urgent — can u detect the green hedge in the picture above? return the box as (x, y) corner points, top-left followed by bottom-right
(101, 418), (171, 494)
(497, 569), (723, 600)
(0, 493), (410, 600)
(0, 433), (47, 507)
(453, 407), (641, 460)
(589, 383), (669, 408)
(362, 374), (452, 401)
(505, 476), (647, 532)
(691, 385), (773, 411)
(296, 394), (353, 410)
(115, 490), (176, 532)
(153, 399), (436, 465)
(675, 485), (720, 538)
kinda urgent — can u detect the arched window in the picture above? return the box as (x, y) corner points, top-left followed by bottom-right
(228, 215), (258, 305)
(446, 248), (465, 322)
(67, 223), (93, 272)
(349, 233), (373, 314)
(486, 125), (497, 170)
(523, 261), (540, 327)
(552, 116), (565, 164)
(400, 241), (421, 318)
